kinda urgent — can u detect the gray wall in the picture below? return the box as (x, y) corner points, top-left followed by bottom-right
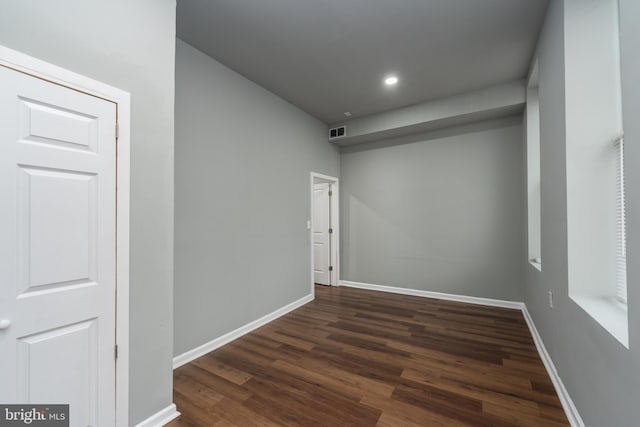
(173, 40), (339, 357)
(0, 2), (177, 424)
(524, 1), (640, 425)
(340, 118), (525, 301)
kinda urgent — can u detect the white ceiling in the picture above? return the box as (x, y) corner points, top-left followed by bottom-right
(177, 0), (549, 124)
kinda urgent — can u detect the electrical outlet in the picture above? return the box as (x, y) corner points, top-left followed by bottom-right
(548, 291), (553, 308)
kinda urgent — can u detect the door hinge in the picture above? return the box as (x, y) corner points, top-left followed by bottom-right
(328, 190), (333, 197)
(114, 345), (118, 360)
(328, 228), (333, 234)
(115, 123), (119, 140)
(329, 266), (333, 271)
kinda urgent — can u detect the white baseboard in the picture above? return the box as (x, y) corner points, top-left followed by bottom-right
(522, 306), (585, 427)
(339, 280), (524, 310)
(173, 294), (314, 369)
(134, 403), (180, 427)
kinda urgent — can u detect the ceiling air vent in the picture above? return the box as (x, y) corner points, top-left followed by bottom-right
(329, 126), (346, 140)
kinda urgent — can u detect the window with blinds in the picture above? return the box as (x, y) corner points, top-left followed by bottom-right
(565, 0), (628, 347)
(615, 136), (627, 305)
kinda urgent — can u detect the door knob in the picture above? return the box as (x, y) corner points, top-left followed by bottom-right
(0, 319), (11, 330)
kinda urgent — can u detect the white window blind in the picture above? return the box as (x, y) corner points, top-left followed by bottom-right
(615, 136), (627, 304)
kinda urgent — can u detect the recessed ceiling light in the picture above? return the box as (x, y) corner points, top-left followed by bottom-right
(384, 75), (399, 86)
(344, 112), (352, 117)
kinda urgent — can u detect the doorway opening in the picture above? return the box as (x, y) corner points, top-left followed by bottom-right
(310, 173), (339, 295)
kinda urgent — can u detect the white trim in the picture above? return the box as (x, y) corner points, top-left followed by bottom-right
(0, 44), (131, 427)
(115, 97), (131, 427)
(339, 280), (523, 310)
(522, 306), (586, 427)
(570, 295), (628, 348)
(173, 294), (313, 369)
(310, 172), (340, 295)
(528, 260), (542, 272)
(133, 404), (180, 427)
(330, 182), (340, 287)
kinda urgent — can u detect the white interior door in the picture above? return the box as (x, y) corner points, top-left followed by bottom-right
(313, 183), (331, 285)
(0, 65), (117, 426)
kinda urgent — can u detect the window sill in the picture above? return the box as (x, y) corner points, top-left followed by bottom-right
(529, 260), (542, 272)
(571, 295), (629, 348)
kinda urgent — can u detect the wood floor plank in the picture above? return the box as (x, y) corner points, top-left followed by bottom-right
(360, 394), (472, 427)
(191, 356), (253, 386)
(173, 389), (225, 426)
(210, 397), (279, 427)
(168, 285), (569, 426)
(400, 367), (541, 417)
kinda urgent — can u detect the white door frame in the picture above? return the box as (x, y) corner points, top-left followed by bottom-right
(0, 45), (130, 427)
(310, 172), (340, 297)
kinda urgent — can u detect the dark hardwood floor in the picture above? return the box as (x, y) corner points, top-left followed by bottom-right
(168, 285), (569, 426)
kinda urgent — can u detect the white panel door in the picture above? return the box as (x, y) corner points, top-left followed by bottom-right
(0, 65), (117, 427)
(313, 183), (331, 285)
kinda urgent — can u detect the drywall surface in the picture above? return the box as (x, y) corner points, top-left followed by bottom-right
(330, 80), (525, 146)
(174, 40), (339, 356)
(524, 0), (640, 425)
(340, 118), (525, 301)
(0, 1), (177, 424)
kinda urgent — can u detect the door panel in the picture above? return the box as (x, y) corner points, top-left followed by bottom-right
(17, 319), (98, 425)
(19, 167), (96, 291)
(19, 97), (98, 152)
(0, 65), (117, 427)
